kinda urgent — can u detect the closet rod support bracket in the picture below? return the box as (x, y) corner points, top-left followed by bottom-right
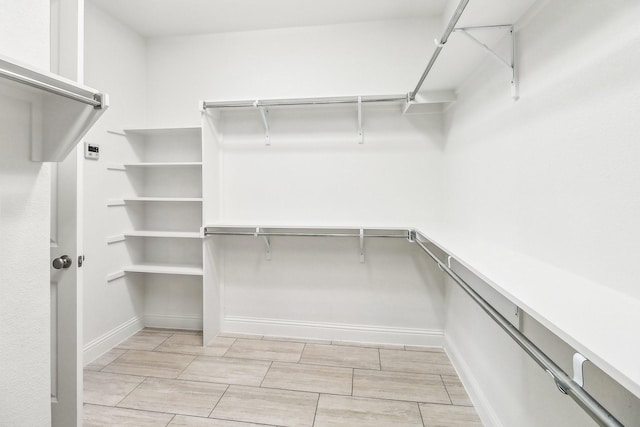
(357, 96), (364, 144)
(453, 25), (518, 100)
(572, 353), (588, 387)
(255, 102), (270, 145)
(255, 227), (271, 260)
(359, 229), (365, 263)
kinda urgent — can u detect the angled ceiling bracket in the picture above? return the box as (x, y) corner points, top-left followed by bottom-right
(454, 25), (518, 100)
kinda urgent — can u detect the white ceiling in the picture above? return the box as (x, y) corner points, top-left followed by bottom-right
(89, 0), (450, 38)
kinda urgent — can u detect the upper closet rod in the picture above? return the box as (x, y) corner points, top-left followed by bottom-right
(410, 0), (470, 100)
(203, 94), (407, 109)
(0, 57), (104, 108)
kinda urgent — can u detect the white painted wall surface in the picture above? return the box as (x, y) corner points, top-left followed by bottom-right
(443, 1), (640, 425)
(0, 0), (51, 424)
(82, 3), (148, 360)
(146, 20), (447, 342)
(146, 19), (439, 126)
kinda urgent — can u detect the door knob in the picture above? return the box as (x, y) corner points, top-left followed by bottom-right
(52, 255), (72, 269)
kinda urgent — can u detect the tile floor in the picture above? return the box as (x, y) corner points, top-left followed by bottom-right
(84, 329), (482, 426)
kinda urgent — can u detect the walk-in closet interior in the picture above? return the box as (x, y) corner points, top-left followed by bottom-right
(1, 0), (639, 426)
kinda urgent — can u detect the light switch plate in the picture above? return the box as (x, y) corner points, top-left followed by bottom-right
(84, 142), (99, 160)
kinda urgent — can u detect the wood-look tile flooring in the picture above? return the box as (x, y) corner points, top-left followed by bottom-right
(84, 329), (482, 426)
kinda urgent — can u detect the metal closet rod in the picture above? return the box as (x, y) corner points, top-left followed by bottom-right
(0, 61), (104, 108)
(202, 94), (408, 109)
(410, 0), (470, 100)
(204, 225), (623, 426)
(412, 232), (623, 427)
(204, 227), (409, 239)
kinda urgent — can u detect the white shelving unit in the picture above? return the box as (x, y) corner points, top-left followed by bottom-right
(106, 127), (204, 295)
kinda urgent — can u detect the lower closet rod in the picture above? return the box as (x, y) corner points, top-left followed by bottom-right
(413, 235), (623, 427)
(206, 231), (408, 239)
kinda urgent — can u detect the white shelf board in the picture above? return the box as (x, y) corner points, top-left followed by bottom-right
(124, 231), (201, 239)
(414, 224), (640, 399)
(123, 263), (203, 276)
(125, 162), (202, 167)
(1, 54), (108, 162)
(122, 126), (201, 136)
(108, 197), (203, 205)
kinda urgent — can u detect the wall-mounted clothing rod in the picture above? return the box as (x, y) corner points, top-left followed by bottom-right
(204, 224), (623, 426)
(202, 94), (408, 110)
(0, 56), (105, 108)
(410, 0), (470, 100)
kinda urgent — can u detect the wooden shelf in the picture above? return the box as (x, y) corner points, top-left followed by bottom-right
(125, 231), (201, 239)
(107, 197), (203, 206)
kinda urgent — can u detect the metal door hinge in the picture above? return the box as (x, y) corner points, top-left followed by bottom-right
(78, 255), (85, 267)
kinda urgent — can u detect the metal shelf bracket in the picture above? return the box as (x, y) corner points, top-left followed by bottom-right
(454, 25), (518, 100)
(357, 96), (364, 144)
(572, 353), (588, 387)
(255, 227), (271, 260)
(255, 101), (270, 145)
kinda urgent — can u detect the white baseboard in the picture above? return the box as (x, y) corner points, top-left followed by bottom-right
(223, 316), (444, 347)
(144, 313), (203, 330)
(83, 316), (143, 366)
(445, 334), (502, 427)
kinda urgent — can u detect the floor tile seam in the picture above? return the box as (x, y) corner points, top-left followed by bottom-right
(220, 337), (237, 357)
(221, 354), (304, 364)
(84, 401), (177, 417)
(165, 413), (176, 426)
(377, 348), (382, 370)
(207, 383), (230, 418)
(258, 361), (274, 387)
(378, 366), (459, 376)
(353, 367), (446, 380)
(270, 360), (354, 373)
(439, 374), (454, 405)
(296, 360), (380, 370)
(112, 376), (153, 408)
(417, 402), (427, 427)
(316, 392), (428, 408)
(173, 352), (200, 379)
(99, 349), (129, 371)
(256, 383), (351, 397)
(311, 392), (320, 427)
(344, 390), (454, 406)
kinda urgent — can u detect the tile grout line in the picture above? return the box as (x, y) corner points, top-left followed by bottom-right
(259, 361), (274, 387)
(220, 338), (237, 357)
(417, 401), (427, 427)
(439, 375), (453, 405)
(311, 393), (320, 426)
(173, 353), (199, 380)
(112, 376), (150, 408)
(208, 383), (230, 418)
(165, 413), (176, 426)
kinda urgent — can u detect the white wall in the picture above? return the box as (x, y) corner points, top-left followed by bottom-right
(442, 1), (640, 425)
(82, 2), (149, 360)
(146, 18), (439, 126)
(0, 0), (51, 424)
(148, 19), (448, 343)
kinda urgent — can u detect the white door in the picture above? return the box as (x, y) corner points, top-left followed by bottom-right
(50, 148), (83, 426)
(50, 1), (85, 425)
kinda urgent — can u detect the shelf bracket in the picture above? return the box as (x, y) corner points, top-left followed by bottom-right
(357, 96), (364, 144)
(359, 228), (365, 263)
(572, 353), (588, 387)
(255, 101), (270, 145)
(255, 227), (271, 260)
(454, 25), (518, 100)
